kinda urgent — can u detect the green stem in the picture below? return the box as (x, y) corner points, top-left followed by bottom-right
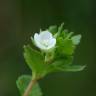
(23, 79), (36, 96)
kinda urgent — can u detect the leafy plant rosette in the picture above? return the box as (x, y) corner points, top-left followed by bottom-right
(16, 23), (85, 96)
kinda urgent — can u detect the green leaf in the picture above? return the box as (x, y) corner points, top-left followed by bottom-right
(56, 65), (86, 72)
(48, 25), (57, 34)
(54, 23), (64, 38)
(61, 29), (69, 38)
(55, 55), (73, 65)
(16, 75), (43, 96)
(71, 34), (82, 45)
(64, 32), (74, 40)
(24, 45), (46, 77)
(57, 38), (75, 55)
(63, 40), (75, 55)
(48, 59), (85, 72)
(58, 23), (64, 33)
(47, 57), (73, 73)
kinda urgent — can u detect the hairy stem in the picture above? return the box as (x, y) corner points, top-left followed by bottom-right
(23, 79), (36, 96)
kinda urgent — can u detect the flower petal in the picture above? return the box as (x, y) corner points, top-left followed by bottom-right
(39, 31), (52, 40)
(47, 38), (56, 49)
(35, 41), (47, 50)
(34, 33), (39, 42)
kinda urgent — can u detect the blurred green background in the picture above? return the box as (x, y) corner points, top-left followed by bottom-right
(0, 0), (95, 96)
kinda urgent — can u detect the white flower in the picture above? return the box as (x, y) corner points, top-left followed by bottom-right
(34, 30), (56, 51)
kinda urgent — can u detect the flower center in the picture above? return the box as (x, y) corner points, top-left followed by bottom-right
(41, 39), (49, 47)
